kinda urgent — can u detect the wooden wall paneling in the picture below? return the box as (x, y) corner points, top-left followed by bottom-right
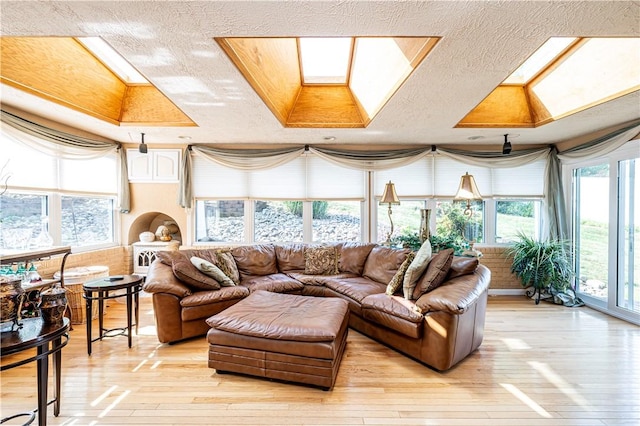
(456, 85), (535, 128)
(120, 86), (196, 126)
(287, 86), (364, 127)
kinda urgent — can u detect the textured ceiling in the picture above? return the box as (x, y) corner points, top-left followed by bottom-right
(1, 1), (639, 149)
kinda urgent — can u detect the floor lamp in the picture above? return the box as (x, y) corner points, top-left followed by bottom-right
(453, 172), (482, 256)
(380, 181), (400, 246)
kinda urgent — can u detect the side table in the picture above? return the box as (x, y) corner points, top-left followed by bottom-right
(82, 274), (143, 355)
(1, 316), (70, 426)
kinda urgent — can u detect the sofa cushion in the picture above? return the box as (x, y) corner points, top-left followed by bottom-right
(363, 246), (411, 285)
(232, 244), (278, 278)
(447, 256), (479, 279)
(337, 242), (376, 275)
(386, 252), (415, 296)
(240, 273), (305, 294)
(180, 286), (249, 322)
(191, 256), (236, 287)
(361, 293), (423, 338)
(304, 245), (340, 275)
(275, 243), (307, 272)
(287, 272), (359, 286)
(402, 240), (433, 299)
(156, 250), (221, 291)
(412, 248), (454, 300)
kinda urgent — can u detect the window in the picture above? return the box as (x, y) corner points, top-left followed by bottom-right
(0, 193), (48, 250)
(377, 200), (425, 245)
(495, 200), (541, 243)
(313, 201), (361, 243)
(255, 201), (303, 243)
(436, 200), (484, 244)
(195, 200), (245, 243)
(61, 196), (114, 247)
(0, 136), (118, 251)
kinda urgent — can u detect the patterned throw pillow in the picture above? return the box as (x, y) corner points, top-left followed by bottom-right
(304, 245), (340, 275)
(191, 256), (236, 287)
(412, 248), (454, 300)
(215, 250), (240, 285)
(402, 240), (433, 299)
(386, 252), (415, 295)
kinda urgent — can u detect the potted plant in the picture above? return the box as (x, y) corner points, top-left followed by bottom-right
(507, 233), (575, 304)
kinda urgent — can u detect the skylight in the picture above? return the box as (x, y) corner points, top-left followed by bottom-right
(76, 37), (149, 84)
(503, 37), (576, 84)
(299, 38), (352, 84)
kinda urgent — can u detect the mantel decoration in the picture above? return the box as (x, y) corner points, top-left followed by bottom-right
(379, 181), (400, 246)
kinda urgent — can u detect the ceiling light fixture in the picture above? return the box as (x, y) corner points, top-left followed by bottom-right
(502, 134), (512, 155)
(139, 133), (148, 154)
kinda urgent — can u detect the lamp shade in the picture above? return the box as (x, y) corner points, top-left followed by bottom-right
(454, 172), (482, 201)
(379, 181), (400, 205)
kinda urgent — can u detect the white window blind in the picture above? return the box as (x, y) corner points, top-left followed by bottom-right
(374, 157), (434, 197)
(193, 153), (365, 200)
(433, 156), (491, 198)
(0, 136), (116, 194)
(490, 160), (546, 197)
(306, 155), (365, 200)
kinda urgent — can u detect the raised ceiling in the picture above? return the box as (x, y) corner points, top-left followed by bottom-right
(1, 1), (639, 149)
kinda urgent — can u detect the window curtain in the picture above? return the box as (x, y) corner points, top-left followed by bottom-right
(179, 145), (305, 208)
(0, 110), (130, 213)
(557, 121), (640, 163)
(309, 146), (431, 171)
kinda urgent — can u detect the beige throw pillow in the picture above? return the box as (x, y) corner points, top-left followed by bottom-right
(304, 245), (340, 275)
(168, 253), (220, 291)
(402, 240), (433, 300)
(386, 252), (415, 295)
(191, 256), (236, 287)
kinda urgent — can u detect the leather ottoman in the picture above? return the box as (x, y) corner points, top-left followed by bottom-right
(206, 290), (349, 390)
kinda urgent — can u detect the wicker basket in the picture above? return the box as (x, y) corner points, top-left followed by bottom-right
(54, 266), (109, 325)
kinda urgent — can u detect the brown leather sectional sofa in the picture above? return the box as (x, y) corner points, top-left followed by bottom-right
(142, 242), (491, 371)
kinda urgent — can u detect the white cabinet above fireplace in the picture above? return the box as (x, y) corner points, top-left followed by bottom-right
(127, 149), (181, 182)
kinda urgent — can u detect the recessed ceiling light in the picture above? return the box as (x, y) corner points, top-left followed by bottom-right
(178, 135), (192, 140)
(467, 135), (484, 140)
(323, 136), (336, 141)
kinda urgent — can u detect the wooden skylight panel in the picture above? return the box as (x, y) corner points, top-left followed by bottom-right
(457, 37), (640, 128)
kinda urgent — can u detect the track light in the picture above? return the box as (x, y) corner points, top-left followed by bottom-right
(139, 132), (148, 154)
(502, 134), (512, 155)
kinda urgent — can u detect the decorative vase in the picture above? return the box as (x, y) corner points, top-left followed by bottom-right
(419, 208), (431, 243)
(39, 286), (67, 325)
(139, 231), (155, 242)
(0, 276), (25, 330)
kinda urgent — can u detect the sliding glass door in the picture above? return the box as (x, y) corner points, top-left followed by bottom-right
(570, 141), (639, 324)
(617, 158), (639, 314)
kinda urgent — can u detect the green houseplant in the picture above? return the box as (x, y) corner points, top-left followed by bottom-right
(507, 233), (574, 304)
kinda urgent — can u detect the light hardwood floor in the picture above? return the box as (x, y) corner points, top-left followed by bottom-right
(1, 294), (638, 426)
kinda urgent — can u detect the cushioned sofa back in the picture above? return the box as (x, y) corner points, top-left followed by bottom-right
(274, 243), (307, 272)
(362, 246), (411, 285)
(232, 244), (278, 278)
(337, 242), (376, 275)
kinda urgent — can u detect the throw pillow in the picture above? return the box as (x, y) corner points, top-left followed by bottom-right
(215, 250), (240, 285)
(386, 252), (415, 295)
(155, 249), (182, 266)
(402, 240), (433, 300)
(170, 254), (221, 291)
(304, 245), (340, 275)
(191, 256), (236, 287)
(447, 256), (479, 279)
(412, 248), (454, 300)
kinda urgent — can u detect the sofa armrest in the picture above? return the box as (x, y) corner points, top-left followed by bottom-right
(415, 264), (490, 314)
(143, 259), (192, 298)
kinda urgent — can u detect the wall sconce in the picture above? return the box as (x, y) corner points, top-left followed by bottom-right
(453, 172), (482, 217)
(139, 132), (148, 154)
(502, 134), (512, 155)
(379, 181), (400, 245)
